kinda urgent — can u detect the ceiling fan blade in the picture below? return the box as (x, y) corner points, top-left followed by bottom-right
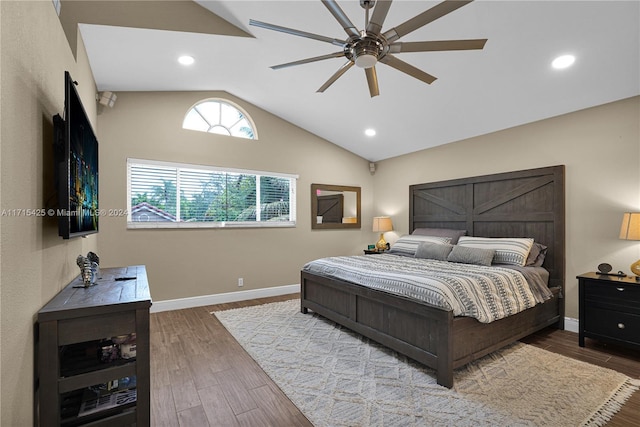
(271, 52), (346, 70)
(366, 0), (393, 36)
(389, 39), (487, 54)
(317, 61), (354, 93)
(383, 0), (474, 43)
(379, 54), (437, 85)
(250, 19), (346, 47)
(321, 0), (360, 39)
(365, 67), (380, 97)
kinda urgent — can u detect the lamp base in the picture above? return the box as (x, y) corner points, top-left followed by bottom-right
(631, 259), (640, 281)
(375, 233), (387, 251)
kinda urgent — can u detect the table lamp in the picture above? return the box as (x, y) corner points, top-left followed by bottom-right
(619, 212), (640, 280)
(373, 216), (393, 251)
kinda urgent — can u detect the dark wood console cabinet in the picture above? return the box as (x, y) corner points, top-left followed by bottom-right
(36, 265), (152, 426)
(577, 272), (640, 350)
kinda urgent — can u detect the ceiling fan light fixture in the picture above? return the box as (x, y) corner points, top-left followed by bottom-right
(352, 37), (382, 68)
(355, 53), (378, 68)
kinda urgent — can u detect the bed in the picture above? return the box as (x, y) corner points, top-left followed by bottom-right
(300, 165), (565, 388)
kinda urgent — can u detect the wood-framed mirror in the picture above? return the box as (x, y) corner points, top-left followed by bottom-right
(311, 184), (361, 229)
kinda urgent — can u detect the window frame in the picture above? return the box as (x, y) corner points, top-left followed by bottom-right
(127, 158), (297, 229)
(182, 98), (258, 140)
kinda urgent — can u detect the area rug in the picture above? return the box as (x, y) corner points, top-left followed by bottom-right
(213, 299), (639, 427)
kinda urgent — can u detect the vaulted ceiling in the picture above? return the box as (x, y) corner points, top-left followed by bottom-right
(66, 1), (640, 161)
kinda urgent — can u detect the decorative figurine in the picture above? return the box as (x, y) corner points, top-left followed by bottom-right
(76, 252), (100, 287)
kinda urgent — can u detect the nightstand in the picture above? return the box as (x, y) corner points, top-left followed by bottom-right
(577, 272), (640, 350)
(363, 249), (384, 255)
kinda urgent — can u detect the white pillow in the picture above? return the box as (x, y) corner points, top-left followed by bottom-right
(456, 236), (534, 266)
(388, 235), (451, 257)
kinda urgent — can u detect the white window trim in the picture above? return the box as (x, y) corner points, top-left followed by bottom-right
(127, 158), (297, 229)
(182, 98), (259, 140)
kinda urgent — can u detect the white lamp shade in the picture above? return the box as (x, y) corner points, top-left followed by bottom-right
(372, 216), (393, 233)
(620, 212), (640, 240)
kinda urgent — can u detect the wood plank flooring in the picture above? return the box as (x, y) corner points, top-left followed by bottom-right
(150, 294), (640, 426)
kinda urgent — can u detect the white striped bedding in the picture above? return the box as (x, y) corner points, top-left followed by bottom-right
(302, 254), (552, 323)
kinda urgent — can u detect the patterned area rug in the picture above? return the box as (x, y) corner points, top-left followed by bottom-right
(213, 299), (639, 427)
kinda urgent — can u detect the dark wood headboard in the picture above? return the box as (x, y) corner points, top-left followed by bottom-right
(409, 165), (565, 290)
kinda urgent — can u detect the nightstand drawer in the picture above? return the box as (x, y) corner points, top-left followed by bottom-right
(583, 281), (640, 307)
(584, 307), (640, 345)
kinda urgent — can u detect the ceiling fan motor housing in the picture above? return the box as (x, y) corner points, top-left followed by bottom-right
(349, 36), (385, 68)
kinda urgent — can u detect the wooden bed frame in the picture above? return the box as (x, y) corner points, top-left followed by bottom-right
(301, 165), (565, 388)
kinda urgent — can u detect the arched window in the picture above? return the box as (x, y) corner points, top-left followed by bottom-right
(183, 98), (257, 140)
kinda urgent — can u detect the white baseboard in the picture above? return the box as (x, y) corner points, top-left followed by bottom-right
(150, 284), (300, 313)
(564, 317), (579, 333)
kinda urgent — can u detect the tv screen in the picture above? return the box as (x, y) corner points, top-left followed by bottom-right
(53, 71), (99, 239)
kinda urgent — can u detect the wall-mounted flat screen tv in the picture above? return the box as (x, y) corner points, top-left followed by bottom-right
(53, 71), (99, 239)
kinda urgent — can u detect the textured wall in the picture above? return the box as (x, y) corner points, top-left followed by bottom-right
(1, 1), (98, 424)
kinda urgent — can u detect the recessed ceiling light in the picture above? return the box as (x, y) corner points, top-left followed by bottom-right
(178, 55), (195, 66)
(552, 54), (575, 69)
(365, 128), (376, 137)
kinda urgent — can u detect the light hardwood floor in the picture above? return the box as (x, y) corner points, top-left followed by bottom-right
(150, 294), (640, 426)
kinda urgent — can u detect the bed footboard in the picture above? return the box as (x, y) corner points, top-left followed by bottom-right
(301, 271), (455, 387)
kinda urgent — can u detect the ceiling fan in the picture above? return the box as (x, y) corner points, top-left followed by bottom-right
(250, 0), (487, 97)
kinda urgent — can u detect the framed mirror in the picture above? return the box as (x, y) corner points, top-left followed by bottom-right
(311, 184), (361, 229)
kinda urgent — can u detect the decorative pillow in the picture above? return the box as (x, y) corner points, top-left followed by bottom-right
(457, 236), (534, 266)
(414, 242), (454, 261)
(447, 245), (496, 266)
(388, 235), (451, 257)
(412, 228), (467, 245)
(525, 242), (548, 267)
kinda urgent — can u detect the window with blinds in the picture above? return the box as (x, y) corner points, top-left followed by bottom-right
(127, 159), (297, 228)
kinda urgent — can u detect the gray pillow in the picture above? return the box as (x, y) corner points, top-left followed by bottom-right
(447, 245), (496, 266)
(415, 242), (453, 261)
(412, 228), (467, 244)
(388, 235), (451, 257)
(525, 242), (548, 267)
(457, 236), (534, 266)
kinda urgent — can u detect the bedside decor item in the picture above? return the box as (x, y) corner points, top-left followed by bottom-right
(372, 216), (393, 251)
(619, 212), (640, 279)
(597, 263), (612, 274)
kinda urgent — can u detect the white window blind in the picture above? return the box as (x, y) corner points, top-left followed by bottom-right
(127, 158), (297, 229)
